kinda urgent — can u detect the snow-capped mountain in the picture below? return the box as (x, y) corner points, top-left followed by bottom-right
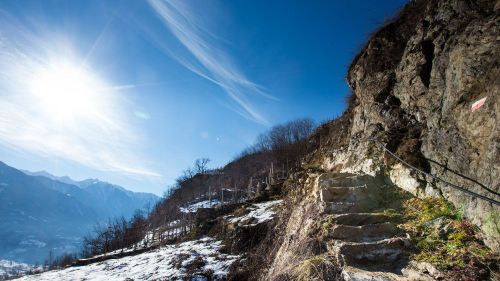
(0, 161), (159, 264)
(23, 170), (159, 220)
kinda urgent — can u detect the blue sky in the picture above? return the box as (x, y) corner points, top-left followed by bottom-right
(0, 0), (407, 195)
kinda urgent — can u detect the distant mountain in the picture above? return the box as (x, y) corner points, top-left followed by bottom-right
(78, 180), (159, 219)
(21, 170), (76, 186)
(23, 171), (159, 220)
(0, 162), (159, 264)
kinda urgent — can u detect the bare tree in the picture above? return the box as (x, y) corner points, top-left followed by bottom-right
(194, 158), (211, 174)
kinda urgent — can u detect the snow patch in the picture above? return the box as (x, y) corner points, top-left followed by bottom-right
(225, 200), (282, 226)
(0, 260), (42, 280)
(88, 220), (191, 259)
(180, 199), (221, 213)
(15, 238), (239, 281)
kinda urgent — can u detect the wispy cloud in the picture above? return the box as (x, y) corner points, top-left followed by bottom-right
(134, 110), (151, 120)
(148, 0), (276, 125)
(0, 14), (160, 178)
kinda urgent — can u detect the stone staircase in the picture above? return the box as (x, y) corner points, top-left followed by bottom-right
(318, 173), (432, 281)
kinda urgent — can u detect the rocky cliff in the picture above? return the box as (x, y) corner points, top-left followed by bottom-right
(311, 0), (499, 250)
(263, 0), (499, 279)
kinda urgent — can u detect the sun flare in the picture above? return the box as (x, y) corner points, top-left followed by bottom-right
(29, 61), (104, 120)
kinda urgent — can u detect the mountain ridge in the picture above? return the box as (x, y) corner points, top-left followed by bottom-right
(0, 161), (160, 264)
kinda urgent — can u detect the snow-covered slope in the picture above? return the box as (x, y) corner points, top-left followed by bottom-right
(15, 238), (239, 281)
(0, 260), (42, 280)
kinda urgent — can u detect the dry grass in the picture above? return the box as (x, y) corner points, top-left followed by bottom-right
(291, 255), (339, 281)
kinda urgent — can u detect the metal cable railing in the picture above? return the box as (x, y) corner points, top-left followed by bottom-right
(356, 138), (500, 206)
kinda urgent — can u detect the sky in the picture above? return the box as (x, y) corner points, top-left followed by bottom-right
(0, 0), (407, 196)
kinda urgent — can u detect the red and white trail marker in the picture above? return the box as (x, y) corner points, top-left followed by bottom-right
(471, 97), (487, 112)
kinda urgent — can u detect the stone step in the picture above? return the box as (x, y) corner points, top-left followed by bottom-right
(318, 173), (375, 189)
(326, 222), (398, 242)
(319, 185), (368, 203)
(331, 213), (392, 226)
(342, 266), (403, 281)
(321, 201), (377, 214)
(341, 266), (433, 281)
(321, 202), (363, 213)
(317, 173), (356, 187)
(330, 237), (410, 266)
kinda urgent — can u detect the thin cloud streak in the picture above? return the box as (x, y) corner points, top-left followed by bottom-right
(148, 0), (276, 125)
(0, 15), (160, 178)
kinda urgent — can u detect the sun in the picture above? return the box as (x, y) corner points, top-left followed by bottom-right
(29, 61), (104, 121)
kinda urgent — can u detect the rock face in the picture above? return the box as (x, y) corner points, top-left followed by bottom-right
(264, 1), (499, 279)
(317, 0), (499, 250)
